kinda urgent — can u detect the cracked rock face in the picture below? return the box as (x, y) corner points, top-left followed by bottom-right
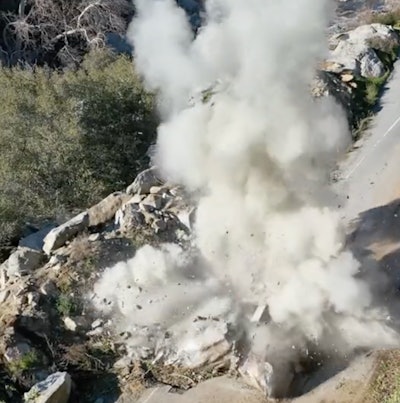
(24, 372), (71, 403)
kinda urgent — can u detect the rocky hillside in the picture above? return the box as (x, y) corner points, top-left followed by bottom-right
(1, 4), (400, 403)
(0, 168), (197, 402)
(314, 23), (400, 132)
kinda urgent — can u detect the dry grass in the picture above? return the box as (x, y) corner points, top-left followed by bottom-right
(0, 49), (157, 248)
(370, 351), (400, 403)
(363, 7), (400, 28)
(67, 234), (98, 263)
(143, 359), (231, 391)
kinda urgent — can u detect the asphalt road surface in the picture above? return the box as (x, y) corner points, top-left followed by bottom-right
(335, 58), (400, 225)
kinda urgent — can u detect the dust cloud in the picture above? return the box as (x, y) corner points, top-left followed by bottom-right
(93, 0), (399, 395)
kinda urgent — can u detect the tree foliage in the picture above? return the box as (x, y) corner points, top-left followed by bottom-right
(0, 49), (157, 247)
(0, 0), (133, 67)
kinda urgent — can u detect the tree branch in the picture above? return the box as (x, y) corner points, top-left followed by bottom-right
(77, 2), (101, 28)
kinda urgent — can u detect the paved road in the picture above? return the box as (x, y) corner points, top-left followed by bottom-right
(334, 58), (400, 225)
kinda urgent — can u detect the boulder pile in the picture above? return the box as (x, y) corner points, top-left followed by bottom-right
(0, 167), (196, 402)
(313, 23), (400, 129)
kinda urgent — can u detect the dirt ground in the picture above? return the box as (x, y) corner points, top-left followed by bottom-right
(134, 350), (400, 403)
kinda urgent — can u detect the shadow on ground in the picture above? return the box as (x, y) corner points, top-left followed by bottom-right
(347, 197), (400, 328)
(289, 198), (400, 399)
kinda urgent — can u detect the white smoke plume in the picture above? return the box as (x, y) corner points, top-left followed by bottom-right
(93, 0), (399, 396)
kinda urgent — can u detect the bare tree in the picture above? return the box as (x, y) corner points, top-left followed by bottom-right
(1, 0), (133, 67)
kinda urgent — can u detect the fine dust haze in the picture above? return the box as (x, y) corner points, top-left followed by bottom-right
(93, 0), (399, 395)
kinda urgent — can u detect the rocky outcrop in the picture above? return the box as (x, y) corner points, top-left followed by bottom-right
(161, 319), (232, 369)
(326, 24), (400, 78)
(115, 184), (192, 244)
(42, 212), (89, 255)
(87, 191), (131, 227)
(313, 23), (400, 130)
(312, 70), (357, 127)
(126, 167), (163, 195)
(0, 167), (197, 401)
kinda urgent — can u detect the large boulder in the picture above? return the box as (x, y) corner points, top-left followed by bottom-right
(42, 212), (89, 255)
(330, 40), (385, 77)
(327, 23), (400, 78)
(360, 48), (386, 77)
(87, 192), (131, 227)
(19, 224), (57, 251)
(126, 167), (163, 195)
(24, 372), (71, 403)
(5, 247), (44, 277)
(115, 201), (146, 233)
(162, 319), (232, 369)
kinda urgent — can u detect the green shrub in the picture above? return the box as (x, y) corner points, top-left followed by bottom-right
(364, 70), (391, 106)
(0, 49), (158, 248)
(351, 70), (390, 137)
(56, 293), (78, 317)
(367, 37), (399, 65)
(8, 350), (40, 377)
(367, 8), (400, 28)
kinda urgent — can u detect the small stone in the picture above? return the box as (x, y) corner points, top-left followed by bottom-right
(320, 60), (346, 74)
(88, 233), (100, 242)
(119, 331), (131, 341)
(114, 356), (134, 370)
(149, 186), (163, 194)
(91, 319), (103, 329)
(27, 292), (40, 307)
(40, 280), (58, 296)
(142, 194), (163, 210)
(87, 327), (103, 337)
(0, 289), (10, 304)
(251, 304), (268, 323)
(63, 317), (77, 332)
(0, 265), (8, 289)
(341, 73), (354, 82)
